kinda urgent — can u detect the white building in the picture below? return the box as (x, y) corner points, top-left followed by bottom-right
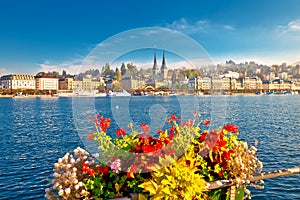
(0, 74), (35, 90)
(223, 71), (239, 79)
(35, 76), (59, 91)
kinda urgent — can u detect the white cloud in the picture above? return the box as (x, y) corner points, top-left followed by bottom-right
(277, 19), (300, 34)
(288, 20), (300, 31)
(223, 25), (235, 31)
(164, 18), (209, 34)
(38, 58), (84, 75)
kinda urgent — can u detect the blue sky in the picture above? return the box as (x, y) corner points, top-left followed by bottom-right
(1, 0), (300, 75)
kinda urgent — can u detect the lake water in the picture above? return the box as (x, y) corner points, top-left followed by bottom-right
(0, 96), (299, 199)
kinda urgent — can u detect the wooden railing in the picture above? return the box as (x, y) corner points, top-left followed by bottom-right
(206, 166), (300, 200)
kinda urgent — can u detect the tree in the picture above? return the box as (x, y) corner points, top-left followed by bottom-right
(121, 63), (126, 75)
(62, 70), (67, 77)
(93, 69), (100, 77)
(104, 63), (112, 77)
(115, 67), (122, 81)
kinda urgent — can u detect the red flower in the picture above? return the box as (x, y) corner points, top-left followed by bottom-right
(127, 172), (134, 178)
(224, 124), (239, 133)
(167, 114), (181, 122)
(140, 124), (150, 134)
(218, 171), (223, 177)
(203, 120), (210, 126)
(88, 116), (93, 121)
(116, 128), (126, 137)
(157, 129), (163, 134)
(88, 169), (95, 176)
(82, 163), (90, 173)
(95, 165), (109, 176)
(199, 132), (207, 143)
(171, 114), (176, 120)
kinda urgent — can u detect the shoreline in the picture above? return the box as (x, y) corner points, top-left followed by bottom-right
(0, 93), (299, 98)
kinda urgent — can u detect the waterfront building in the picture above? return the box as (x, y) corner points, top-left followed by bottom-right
(231, 78), (244, 92)
(197, 77), (211, 91)
(211, 77), (223, 92)
(72, 80), (83, 91)
(262, 78), (293, 92)
(72, 78), (104, 91)
(120, 77), (146, 90)
(244, 77), (262, 92)
(35, 76), (59, 91)
(187, 77), (198, 90)
(221, 77), (231, 91)
(0, 74), (35, 90)
(59, 78), (74, 90)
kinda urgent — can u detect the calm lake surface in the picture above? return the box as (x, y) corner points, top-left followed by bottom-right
(0, 96), (299, 199)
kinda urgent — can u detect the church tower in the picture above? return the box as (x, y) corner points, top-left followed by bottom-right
(152, 51), (159, 79)
(161, 51), (168, 80)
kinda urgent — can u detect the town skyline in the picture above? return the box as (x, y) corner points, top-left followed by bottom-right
(1, 0), (300, 75)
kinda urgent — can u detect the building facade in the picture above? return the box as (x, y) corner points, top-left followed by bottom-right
(120, 77), (146, 90)
(0, 74), (35, 90)
(244, 77), (262, 91)
(59, 78), (74, 90)
(35, 76), (59, 91)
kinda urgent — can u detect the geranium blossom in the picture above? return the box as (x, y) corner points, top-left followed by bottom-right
(110, 159), (121, 173)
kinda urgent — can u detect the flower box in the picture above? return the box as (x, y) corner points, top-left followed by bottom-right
(46, 114), (263, 200)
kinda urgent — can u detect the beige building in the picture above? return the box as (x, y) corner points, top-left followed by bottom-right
(244, 77), (262, 91)
(121, 77), (146, 90)
(0, 74), (35, 90)
(35, 77), (59, 91)
(262, 79), (293, 91)
(59, 78), (74, 90)
(231, 78), (244, 91)
(198, 77), (211, 91)
(72, 78), (104, 91)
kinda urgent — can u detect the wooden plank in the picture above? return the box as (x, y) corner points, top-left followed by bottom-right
(206, 166), (300, 190)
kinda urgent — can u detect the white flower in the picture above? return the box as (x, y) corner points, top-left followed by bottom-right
(58, 189), (64, 196)
(78, 181), (83, 187)
(65, 188), (71, 194)
(53, 172), (59, 178)
(74, 184), (80, 190)
(81, 189), (86, 195)
(58, 158), (62, 163)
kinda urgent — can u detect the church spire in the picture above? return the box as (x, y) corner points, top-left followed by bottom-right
(161, 51), (167, 69)
(153, 51), (158, 70)
(161, 51), (168, 80)
(152, 51), (159, 79)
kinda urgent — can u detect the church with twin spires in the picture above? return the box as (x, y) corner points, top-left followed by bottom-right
(152, 51), (168, 80)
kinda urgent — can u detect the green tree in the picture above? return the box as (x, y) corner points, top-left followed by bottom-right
(104, 63), (112, 77)
(121, 63), (126, 75)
